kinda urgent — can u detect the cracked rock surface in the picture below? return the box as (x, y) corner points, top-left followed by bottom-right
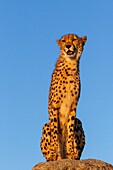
(32, 159), (113, 170)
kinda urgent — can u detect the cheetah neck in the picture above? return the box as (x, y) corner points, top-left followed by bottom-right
(56, 55), (80, 73)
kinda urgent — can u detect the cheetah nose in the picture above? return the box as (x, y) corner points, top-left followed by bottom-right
(66, 44), (71, 49)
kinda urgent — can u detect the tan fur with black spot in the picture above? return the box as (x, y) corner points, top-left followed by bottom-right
(40, 118), (85, 161)
(43, 34), (87, 161)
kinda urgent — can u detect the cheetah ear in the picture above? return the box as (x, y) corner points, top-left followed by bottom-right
(56, 39), (60, 46)
(82, 36), (87, 46)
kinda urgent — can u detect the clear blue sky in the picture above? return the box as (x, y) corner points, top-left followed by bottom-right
(0, 0), (113, 169)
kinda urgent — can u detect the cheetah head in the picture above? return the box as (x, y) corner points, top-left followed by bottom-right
(56, 34), (87, 61)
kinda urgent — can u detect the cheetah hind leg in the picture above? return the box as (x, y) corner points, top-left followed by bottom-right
(40, 122), (51, 161)
(73, 118), (85, 160)
(40, 122), (62, 161)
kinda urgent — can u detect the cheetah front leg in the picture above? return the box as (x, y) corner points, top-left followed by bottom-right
(49, 108), (61, 161)
(67, 103), (76, 159)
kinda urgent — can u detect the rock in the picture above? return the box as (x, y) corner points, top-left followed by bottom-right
(32, 159), (113, 170)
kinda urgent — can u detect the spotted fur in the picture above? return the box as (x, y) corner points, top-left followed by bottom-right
(41, 34), (87, 161)
(40, 118), (85, 161)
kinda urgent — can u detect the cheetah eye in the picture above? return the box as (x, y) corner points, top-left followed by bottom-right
(72, 38), (77, 41)
(61, 39), (66, 43)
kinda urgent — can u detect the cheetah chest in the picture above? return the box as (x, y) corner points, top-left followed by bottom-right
(59, 74), (80, 126)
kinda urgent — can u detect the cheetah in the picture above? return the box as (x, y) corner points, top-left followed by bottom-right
(48, 34), (87, 160)
(40, 118), (85, 161)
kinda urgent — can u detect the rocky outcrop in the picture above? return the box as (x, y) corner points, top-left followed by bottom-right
(32, 158), (113, 170)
